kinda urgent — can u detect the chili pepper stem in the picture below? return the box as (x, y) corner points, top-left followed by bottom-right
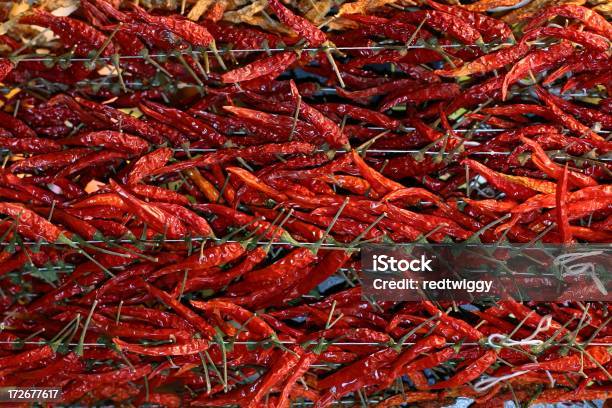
(76, 299), (98, 356)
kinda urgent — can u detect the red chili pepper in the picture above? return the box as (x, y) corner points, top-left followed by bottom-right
(379, 83), (460, 112)
(267, 0), (327, 46)
(130, 185), (190, 206)
(190, 299), (275, 339)
(316, 103), (400, 129)
(222, 52), (297, 83)
(0, 202), (68, 242)
(315, 348), (399, 407)
(464, 159), (537, 200)
(74, 97), (165, 144)
(515, 346), (611, 372)
(519, 136), (597, 188)
(534, 86), (604, 142)
(525, 4), (612, 38)
(0, 136), (61, 154)
(144, 282), (216, 339)
(501, 42), (574, 100)
(113, 337), (209, 356)
(429, 349), (497, 389)
(227, 166), (288, 203)
(149, 241), (245, 279)
(435, 42), (530, 77)
(9, 148), (92, 174)
(109, 179), (187, 238)
(155, 203), (214, 237)
(19, 10), (114, 57)
(426, 0), (513, 41)
(131, 4), (213, 47)
(61, 131), (149, 155)
(396, 10), (483, 44)
(139, 100), (227, 147)
(0, 110), (37, 139)
(523, 26), (609, 52)
(0, 345), (54, 371)
(126, 147), (173, 185)
(289, 81), (349, 149)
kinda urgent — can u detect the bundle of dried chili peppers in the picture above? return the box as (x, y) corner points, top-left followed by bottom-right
(0, 0), (610, 406)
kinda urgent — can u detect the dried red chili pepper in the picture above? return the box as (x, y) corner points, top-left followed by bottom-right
(501, 42), (574, 100)
(429, 350), (497, 389)
(534, 86), (604, 141)
(113, 337), (209, 356)
(61, 131), (149, 155)
(144, 282), (216, 339)
(525, 4), (612, 38)
(139, 100), (227, 147)
(379, 83), (460, 112)
(289, 81), (349, 149)
(222, 52), (297, 83)
(426, 0), (513, 41)
(396, 10), (483, 44)
(131, 4), (213, 46)
(19, 10), (114, 57)
(435, 42), (530, 77)
(267, 0), (327, 46)
(109, 179), (187, 238)
(127, 147), (173, 185)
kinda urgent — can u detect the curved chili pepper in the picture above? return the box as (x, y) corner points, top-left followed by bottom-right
(0, 202), (68, 242)
(428, 349), (497, 389)
(523, 26), (609, 52)
(190, 299), (275, 339)
(109, 179), (187, 238)
(289, 81), (349, 149)
(520, 136), (597, 187)
(227, 166), (288, 202)
(534, 86), (604, 141)
(315, 348), (399, 407)
(127, 147), (173, 185)
(0, 136), (61, 154)
(501, 42), (574, 100)
(464, 159), (537, 200)
(525, 4), (612, 38)
(150, 241), (245, 279)
(515, 346), (611, 372)
(145, 282), (216, 339)
(267, 0), (327, 46)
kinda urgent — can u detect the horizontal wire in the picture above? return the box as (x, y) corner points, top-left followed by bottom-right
(0, 43), (552, 63)
(1, 340), (609, 347)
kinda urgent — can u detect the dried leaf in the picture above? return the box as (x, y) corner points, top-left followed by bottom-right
(338, 0), (398, 16)
(187, 0), (214, 20)
(304, 0), (333, 25)
(462, 0), (523, 12)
